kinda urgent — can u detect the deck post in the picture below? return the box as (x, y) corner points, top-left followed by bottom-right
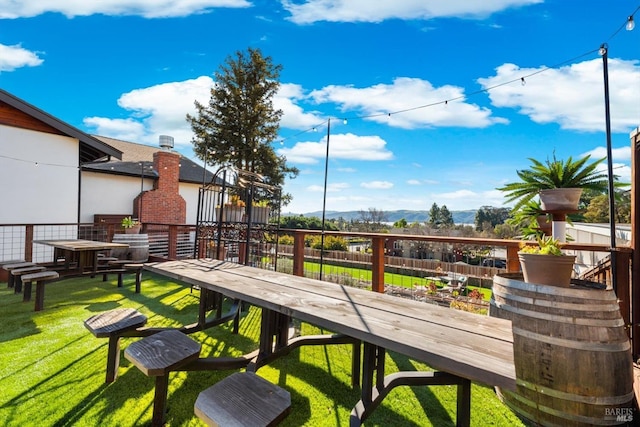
(293, 231), (305, 277)
(371, 236), (385, 293)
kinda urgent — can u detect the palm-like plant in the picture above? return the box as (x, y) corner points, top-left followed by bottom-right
(497, 154), (609, 211)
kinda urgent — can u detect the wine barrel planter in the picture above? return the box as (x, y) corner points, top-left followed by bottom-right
(490, 273), (633, 426)
(112, 234), (149, 262)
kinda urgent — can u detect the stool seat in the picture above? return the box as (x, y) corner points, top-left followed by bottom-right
(11, 266), (46, 293)
(84, 308), (147, 383)
(85, 308), (147, 338)
(195, 372), (291, 427)
(125, 329), (201, 376)
(4, 262), (37, 289)
(21, 270), (59, 311)
(125, 330), (201, 426)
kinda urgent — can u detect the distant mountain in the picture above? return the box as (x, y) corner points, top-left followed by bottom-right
(282, 209), (477, 225)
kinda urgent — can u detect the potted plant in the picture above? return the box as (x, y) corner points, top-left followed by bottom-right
(224, 195), (245, 222)
(251, 199), (271, 224)
(121, 216), (141, 234)
(518, 235), (576, 287)
(497, 154), (609, 212)
(507, 199), (552, 238)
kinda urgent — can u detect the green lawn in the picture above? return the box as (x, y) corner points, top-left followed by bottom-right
(0, 270), (523, 426)
(290, 261), (494, 300)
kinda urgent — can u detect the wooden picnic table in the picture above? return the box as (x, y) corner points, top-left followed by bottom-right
(33, 239), (128, 276)
(145, 259), (516, 426)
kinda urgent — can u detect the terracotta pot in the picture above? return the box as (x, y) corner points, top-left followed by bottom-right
(518, 252), (576, 287)
(539, 188), (582, 211)
(124, 224), (141, 234)
(535, 215), (552, 235)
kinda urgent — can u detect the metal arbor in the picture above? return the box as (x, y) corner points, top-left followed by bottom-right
(194, 165), (281, 269)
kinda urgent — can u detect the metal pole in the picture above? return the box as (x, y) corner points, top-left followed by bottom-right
(601, 44), (618, 291)
(320, 119), (331, 280)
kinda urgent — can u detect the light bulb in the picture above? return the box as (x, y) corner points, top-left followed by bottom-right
(343, 119), (347, 125)
(627, 16), (635, 31)
(521, 77), (526, 86)
(599, 44), (607, 56)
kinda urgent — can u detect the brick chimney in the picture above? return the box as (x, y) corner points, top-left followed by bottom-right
(134, 148), (186, 224)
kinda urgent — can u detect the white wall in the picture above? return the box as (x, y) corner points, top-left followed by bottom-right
(0, 125), (79, 223)
(180, 182), (202, 225)
(81, 170), (202, 225)
(80, 171), (154, 223)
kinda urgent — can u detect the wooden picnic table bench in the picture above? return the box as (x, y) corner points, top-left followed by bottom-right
(143, 259), (516, 427)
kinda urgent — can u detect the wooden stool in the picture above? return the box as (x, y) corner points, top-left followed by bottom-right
(84, 308), (148, 383)
(21, 271), (59, 311)
(194, 372), (291, 427)
(3, 261), (37, 288)
(103, 261), (144, 293)
(11, 265), (46, 293)
(125, 330), (201, 427)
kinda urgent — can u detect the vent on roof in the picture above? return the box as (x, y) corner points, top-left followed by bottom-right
(159, 135), (174, 150)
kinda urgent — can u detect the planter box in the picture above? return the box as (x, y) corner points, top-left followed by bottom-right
(215, 206), (245, 223)
(251, 206), (270, 224)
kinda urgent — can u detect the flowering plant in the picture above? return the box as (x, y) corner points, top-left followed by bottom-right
(519, 235), (563, 256)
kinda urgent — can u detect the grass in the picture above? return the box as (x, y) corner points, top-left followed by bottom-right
(288, 260), (494, 301)
(0, 270), (524, 426)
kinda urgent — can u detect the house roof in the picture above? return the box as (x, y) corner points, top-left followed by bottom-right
(83, 136), (218, 185)
(0, 89), (122, 163)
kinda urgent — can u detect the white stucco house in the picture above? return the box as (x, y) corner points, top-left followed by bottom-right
(0, 88), (213, 226)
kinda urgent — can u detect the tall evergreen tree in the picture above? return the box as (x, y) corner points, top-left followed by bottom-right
(428, 203), (441, 227)
(187, 47), (299, 205)
(440, 205), (454, 228)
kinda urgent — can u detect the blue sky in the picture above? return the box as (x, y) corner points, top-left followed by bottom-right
(1, 1), (639, 214)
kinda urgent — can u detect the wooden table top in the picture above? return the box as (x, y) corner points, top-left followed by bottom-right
(145, 259), (516, 391)
(33, 239), (128, 251)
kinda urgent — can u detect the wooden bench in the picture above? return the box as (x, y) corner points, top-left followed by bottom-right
(84, 308), (148, 383)
(11, 265), (46, 293)
(194, 371), (291, 427)
(102, 261), (144, 293)
(125, 329), (201, 427)
(21, 270), (59, 311)
(3, 261), (37, 289)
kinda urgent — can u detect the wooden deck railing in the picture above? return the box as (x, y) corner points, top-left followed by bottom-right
(0, 222), (635, 358)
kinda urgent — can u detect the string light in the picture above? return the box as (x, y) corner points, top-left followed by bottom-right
(627, 16), (635, 31)
(271, 6), (638, 147)
(599, 43), (608, 56)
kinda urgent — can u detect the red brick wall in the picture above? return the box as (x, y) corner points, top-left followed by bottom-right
(134, 150), (186, 224)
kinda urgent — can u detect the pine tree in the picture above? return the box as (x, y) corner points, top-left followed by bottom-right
(187, 47), (299, 205)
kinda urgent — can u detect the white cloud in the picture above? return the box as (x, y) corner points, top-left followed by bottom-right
(478, 58), (640, 133)
(83, 117), (147, 142)
(0, 43), (43, 71)
(0, 0), (251, 19)
(407, 179), (421, 185)
(278, 133), (393, 164)
(84, 76), (214, 146)
(282, 0), (541, 24)
(275, 83), (324, 129)
(310, 77), (507, 129)
(361, 181), (393, 189)
(83, 77), (326, 146)
(582, 146), (632, 162)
